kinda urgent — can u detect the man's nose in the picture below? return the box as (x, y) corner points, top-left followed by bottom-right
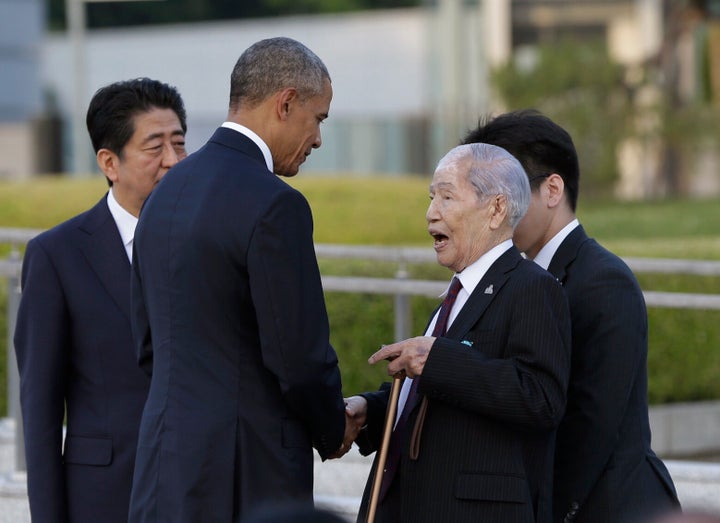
(426, 199), (439, 222)
(162, 143), (182, 167)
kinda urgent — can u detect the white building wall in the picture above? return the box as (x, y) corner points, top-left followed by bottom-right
(42, 9), (449, 174)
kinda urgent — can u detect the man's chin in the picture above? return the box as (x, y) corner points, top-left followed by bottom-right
(274, 162), (302, 178)
(435, 253), (453, 270)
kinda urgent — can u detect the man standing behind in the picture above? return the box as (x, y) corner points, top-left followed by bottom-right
(14, 78), (187, 523)
(347, 143), (571, 522)
(463, 110), (680, 523)
(129, 37), (350, 522)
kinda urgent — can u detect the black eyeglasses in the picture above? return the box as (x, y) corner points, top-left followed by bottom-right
(528, 173), (551, 184)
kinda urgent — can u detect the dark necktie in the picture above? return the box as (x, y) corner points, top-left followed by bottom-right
(378, 276), (463, 501)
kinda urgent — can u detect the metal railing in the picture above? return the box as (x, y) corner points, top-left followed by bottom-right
(1, 228), (720, 475)
(315, 244), (720, 313)
(0, 229), (32, 474)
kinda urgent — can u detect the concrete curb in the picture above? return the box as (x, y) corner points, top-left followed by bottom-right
(651, 400), (720, 457)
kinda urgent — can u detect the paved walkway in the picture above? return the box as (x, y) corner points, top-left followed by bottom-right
(2, 417), (720, 522)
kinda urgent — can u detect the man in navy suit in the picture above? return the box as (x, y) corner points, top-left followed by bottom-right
(463, 110), (681, 523)
(346, 143), (572, 522)
(14, 78), (187, 523)
(128, 37), (352, 522)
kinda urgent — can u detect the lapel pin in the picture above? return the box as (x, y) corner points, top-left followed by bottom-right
(484, 284), (493, 294)
(461, 340), (473, 347)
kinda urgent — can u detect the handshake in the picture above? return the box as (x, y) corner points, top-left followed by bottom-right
(328, 336), (434, 459)
(329, 395), (368, 459)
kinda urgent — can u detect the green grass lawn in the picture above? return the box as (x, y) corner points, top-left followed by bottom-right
(0, 174), (719, 409)
(3, 174), (720, 256)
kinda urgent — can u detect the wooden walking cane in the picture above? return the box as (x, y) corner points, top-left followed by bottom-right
(366, 374), (403, 523)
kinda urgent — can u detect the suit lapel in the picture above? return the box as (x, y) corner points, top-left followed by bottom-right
(445, 246), (523, 340)
(547, 225), (590, 285)
(77, 195), (132, 321)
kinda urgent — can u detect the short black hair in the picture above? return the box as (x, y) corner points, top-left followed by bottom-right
(86, 77), (187, 157)
(462, 109), (580, 211)
(229, 37), (330, 111)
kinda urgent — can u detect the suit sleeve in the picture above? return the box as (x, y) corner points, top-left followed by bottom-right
(419, 272), (571, 431)
(246, 189), (345, 459)
(130, 241), (152, 376)
(355, 384), (392, 455)
(13, 239), (69, 523)
(554, 264), (647, 510)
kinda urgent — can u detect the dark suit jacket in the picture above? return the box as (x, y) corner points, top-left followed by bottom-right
(13, 196), (150, 523)
(357, 246), (571, 523)
(550, 225), (680, 523)
(128, 127), (346, 522)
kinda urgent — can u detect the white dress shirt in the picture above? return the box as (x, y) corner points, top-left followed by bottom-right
(106, 187), (137, 263)
(221, 121), (274, 172)
(532, 219), (579, 270)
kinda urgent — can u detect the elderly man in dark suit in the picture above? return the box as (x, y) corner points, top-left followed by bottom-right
(128, 37), (353, 522)
(463, 110), (681, 523)
(14, 78), (187, 523)
(345, 142), (572, 522)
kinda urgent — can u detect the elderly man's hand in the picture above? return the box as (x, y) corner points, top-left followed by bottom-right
(368, 337), (436, 378)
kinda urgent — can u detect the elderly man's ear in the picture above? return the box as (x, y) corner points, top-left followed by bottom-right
(489, 194), (508, 229)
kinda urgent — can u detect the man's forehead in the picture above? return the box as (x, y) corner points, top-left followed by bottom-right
(430, 161), (469, 190)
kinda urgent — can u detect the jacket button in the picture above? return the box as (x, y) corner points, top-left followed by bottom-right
(563, 502), (580, 522)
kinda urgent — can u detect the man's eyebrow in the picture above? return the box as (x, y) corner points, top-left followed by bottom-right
(140, 132), (165, 145)
(141, 129), (185, 144)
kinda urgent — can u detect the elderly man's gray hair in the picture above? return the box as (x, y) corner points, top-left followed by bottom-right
(439, 143), (531, 229)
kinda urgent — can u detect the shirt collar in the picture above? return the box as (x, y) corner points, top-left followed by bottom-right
(107, 188), (137, 262)
(221, 121), (273, 172)
(532, 219), (580, 270)
(451, 238), (514, 297)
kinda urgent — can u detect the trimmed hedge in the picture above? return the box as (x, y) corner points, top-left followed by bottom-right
(0, 176), (719, 415)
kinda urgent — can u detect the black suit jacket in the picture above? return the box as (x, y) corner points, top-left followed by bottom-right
(128, 127), (346, 522)
(357, 246), (571, 523)
(550, 225), (680, 523)
(14, 196), (150, 523)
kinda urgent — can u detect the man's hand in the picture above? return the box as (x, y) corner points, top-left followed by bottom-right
(369, 336), (436, 378)
(328, 395), (368, 459)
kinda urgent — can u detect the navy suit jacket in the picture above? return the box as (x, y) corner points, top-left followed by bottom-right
(357, 247), (571, 523)
(128, 127), (346, 522)
(14, 195), (150, 523)
(549, 225), (680, 523)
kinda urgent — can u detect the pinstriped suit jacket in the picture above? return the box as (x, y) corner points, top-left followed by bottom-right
(357, 246), (571, 523)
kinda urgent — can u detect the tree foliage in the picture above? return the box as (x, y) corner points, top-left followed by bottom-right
(491, 37), (720, 198)
(491, 39), (631, 197)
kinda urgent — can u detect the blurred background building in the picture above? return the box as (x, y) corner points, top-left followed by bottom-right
(0, 0), (60, 179)
(1, 0), (719, 199)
